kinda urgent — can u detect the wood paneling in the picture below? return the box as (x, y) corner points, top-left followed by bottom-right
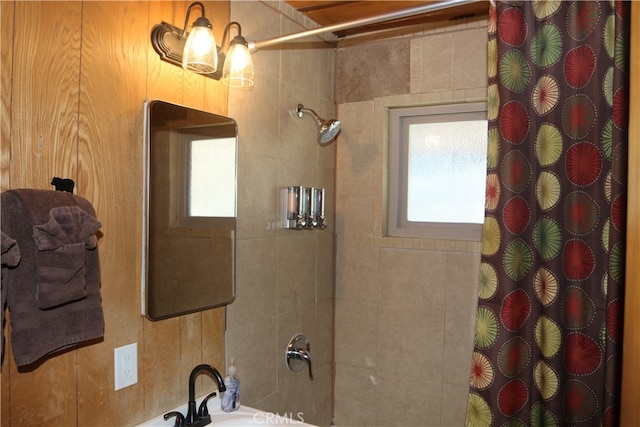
(10, 1), (81, 190)
(0, 1), (13, 193)
(77, 1), (148, 423)
(5, 3), (82, 426)
(0, 2), (14, 422)
(1, 1), (228, 425)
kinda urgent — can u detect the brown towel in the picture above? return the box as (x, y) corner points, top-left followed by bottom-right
(32, 206), (101, 309)
(1, 231), (21, 360)
(1, 232), (20, 267)
(1, 189), (104, 367)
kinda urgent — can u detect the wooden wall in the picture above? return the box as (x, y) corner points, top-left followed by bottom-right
(1, 2), (229, 425)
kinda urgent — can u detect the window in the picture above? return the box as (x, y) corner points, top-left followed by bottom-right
(387, 102), (488, 240)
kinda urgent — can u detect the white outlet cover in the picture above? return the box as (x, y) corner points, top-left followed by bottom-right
(114, 343), (138, 391)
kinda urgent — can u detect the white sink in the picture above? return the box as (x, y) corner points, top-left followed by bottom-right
(137, 393), (315, 427)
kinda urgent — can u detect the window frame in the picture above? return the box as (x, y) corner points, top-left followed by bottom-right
(387, 101), (488, 241)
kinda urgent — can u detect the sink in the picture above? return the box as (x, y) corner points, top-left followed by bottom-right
(137, 393), (315, 427)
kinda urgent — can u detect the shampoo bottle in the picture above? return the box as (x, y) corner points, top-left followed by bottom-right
(221, 359), (240, 412)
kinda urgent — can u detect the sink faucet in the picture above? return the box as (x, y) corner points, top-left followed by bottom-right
(164, 364), (227, 427)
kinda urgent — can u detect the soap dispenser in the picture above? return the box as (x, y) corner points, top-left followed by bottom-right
(221, 358), (240, 412)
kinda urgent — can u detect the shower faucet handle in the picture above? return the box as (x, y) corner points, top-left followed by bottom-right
(285, 334), (314, 380)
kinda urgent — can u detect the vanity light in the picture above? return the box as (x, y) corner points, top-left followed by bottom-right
(151, 3), (254, 87)
(221, 22), (254, 88)
(181, 3), (217, 73)
(150, 2), (217, 74)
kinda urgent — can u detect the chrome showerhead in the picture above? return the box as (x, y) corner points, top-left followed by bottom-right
(296, 104), (341, 145)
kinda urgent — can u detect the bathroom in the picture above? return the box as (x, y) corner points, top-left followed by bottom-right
(2, 1), (640, 426)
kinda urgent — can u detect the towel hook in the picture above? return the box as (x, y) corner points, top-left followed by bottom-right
(51, 177), (75, 193)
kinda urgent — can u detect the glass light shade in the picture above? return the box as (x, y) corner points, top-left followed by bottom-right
(221, 41), (254, 88)
(182, 22), (217, 73)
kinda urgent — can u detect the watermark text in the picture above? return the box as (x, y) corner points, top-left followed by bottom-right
(252, 411), (305, 424)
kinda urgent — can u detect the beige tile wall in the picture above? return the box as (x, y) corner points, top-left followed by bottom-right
(226, 2), (335, 425)
(225, 2), (487, 425)
(334, 19), (488, 427)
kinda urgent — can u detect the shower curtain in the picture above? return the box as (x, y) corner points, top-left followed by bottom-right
(467, 1), (629, 426)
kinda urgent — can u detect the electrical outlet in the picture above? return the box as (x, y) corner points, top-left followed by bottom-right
(114, 343), (138, 391)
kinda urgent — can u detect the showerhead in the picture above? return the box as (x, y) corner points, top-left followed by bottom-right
(296, 104), (341, 145)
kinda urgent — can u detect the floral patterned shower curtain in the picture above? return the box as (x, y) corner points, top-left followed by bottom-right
(467, 1), (629, 426)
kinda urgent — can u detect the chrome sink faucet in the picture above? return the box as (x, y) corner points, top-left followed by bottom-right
(164, 364), (227, 427)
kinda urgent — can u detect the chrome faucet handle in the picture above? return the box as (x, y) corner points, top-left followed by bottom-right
(297, 347), (314, 380)
(285, 334), (314, 380)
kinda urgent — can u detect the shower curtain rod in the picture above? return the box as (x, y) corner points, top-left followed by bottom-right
(248, 0), (482, 52)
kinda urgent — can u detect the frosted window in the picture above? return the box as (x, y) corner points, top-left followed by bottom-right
(189, 137), (236, 217)
(387, 102), (488, 240)
(407, 120), (487, 223)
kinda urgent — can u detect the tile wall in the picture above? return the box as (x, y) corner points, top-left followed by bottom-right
(226, 2), (336, 425)
(225, 2), (488, 425)
(334, 19), (489, 427)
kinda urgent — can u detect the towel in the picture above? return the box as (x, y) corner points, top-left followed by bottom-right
(32, 206), (101, 309)
(1, 189), (104, 367)
(1, 232), (20, 267)
(1, 231), (21, 361)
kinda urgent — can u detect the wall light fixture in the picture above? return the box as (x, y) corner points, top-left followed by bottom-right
(220, 22), (254, 88)
(181, 3), (217, 73)
(150, 2), (217, 74)
(151, 2), (254, 86)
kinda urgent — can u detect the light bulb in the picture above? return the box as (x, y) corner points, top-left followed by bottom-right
(221, 37), (254, 88)
(182, 17), (217, 74)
